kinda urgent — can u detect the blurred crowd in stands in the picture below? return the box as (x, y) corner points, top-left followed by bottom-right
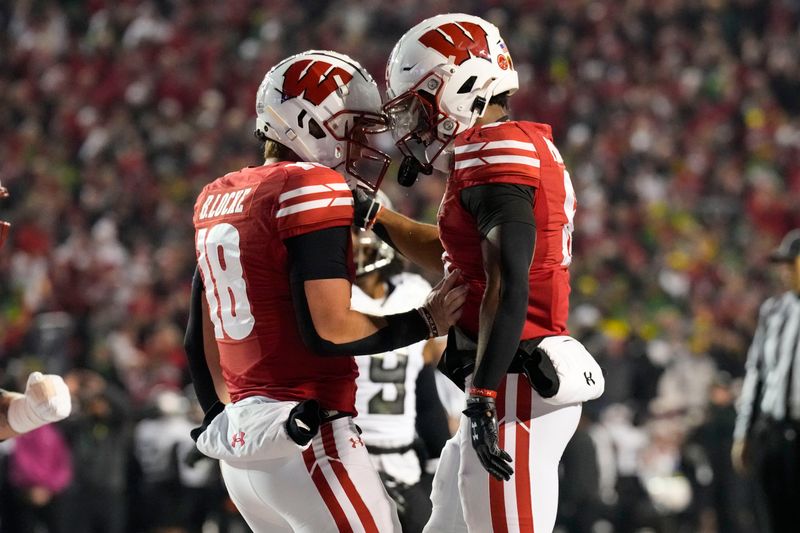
(1, 0), (799, 531)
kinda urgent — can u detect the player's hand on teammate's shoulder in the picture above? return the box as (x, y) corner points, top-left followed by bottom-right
(419, 269), (468, 338)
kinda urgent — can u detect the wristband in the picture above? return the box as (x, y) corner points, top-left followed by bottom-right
(353, 188), (382, 230)
(468, 387), (497, 399)
(416, 306), (439, 338)
(363, 201), (382, 230)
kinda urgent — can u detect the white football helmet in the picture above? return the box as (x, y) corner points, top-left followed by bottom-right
(353, 190), (395, 276)
(255, 50), (390, 190)
(385, 14), (518, 175)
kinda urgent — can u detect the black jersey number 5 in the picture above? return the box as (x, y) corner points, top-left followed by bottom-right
(367, 351), (409, 415)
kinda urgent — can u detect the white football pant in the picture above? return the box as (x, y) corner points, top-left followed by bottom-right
(425, 374), (581, 533)
(220, 417), (401, 532)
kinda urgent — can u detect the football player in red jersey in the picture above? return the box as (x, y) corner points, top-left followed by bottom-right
(0, 183), (72, 441)
(354, 14), (604, 532)
(183, 51), (466, 533)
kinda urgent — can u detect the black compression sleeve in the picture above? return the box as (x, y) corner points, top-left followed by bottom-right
(184, 267), (221, 413)
(471, 222), (536, 390)
(371, 222), (397, 251)
(284, 226), (351, 281)
(415, 364), (450, 459)
(285, 227), (430, 356)
(460, 183), (537, 392)
(460, 184), (535, 238)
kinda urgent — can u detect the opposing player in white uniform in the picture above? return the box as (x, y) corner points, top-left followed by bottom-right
(351, 197), (441, 532)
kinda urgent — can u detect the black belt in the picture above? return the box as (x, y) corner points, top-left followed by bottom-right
(440, 328), (560, 398)
(439, 328), (550, 387)
(321, 410), (351, 424)
(366, 443), (414, 455)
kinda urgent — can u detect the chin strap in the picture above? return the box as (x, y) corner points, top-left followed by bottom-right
(397, 156), (432, 187)
(468, 77), (509, 128)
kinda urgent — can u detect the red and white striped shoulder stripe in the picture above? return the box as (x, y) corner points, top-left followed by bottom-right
(276, 181), (352, 219)
(453, 139), (540, 171)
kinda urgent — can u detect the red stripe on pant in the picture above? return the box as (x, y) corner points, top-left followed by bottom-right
(321, 424), (380, 533)
(489, 377), (509, 532)
(516, 378), (534, 531)
(302, 443), (352, 533)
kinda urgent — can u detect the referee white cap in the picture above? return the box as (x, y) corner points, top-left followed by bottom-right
(770, 228), (800, 262)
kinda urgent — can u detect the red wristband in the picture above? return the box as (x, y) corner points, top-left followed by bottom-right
(468, 387), (497, 399)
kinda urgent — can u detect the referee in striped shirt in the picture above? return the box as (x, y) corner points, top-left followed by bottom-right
(733, 228), (800, 533)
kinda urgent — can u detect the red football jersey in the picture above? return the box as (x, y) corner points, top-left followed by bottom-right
(438, 120), (576, 339)
(193, 161), (358, 413)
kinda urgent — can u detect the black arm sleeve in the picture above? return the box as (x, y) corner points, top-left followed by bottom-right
(183, 267), (221, 414)
(284, 226), (429, 356)
(371, 222), (397, 251)
(460, 184), (536, 391)
(415, 364), (450, 459)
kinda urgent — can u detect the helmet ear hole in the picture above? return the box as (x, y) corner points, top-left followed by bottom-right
(308, 119), (326, 139)
(457, 76), (477, 94)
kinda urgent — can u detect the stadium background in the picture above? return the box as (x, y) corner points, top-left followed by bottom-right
(1, 0), (799, 531)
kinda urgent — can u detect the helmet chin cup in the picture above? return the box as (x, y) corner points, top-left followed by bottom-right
(398, 156), (432, 187)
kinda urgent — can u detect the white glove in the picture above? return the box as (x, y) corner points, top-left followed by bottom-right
(8, 372), (72, 434)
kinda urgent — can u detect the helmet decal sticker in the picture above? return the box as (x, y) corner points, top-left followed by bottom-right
(281, 60), (354, 106)
(418, 21), (490, 65)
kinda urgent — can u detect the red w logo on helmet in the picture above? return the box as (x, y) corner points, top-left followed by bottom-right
(282, 60), (354, 106)
(418, 21), (490, 65)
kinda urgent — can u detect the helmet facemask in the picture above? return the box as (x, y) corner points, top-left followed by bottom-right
(383, 72), (458, 184)
(326, 110), (391, 191)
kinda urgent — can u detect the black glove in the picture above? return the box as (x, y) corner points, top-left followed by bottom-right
(463, 395), (514, 481)
(285, 399), (322, 446)
(521, 346), (560, 399)
(352, 187), (382, 229)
